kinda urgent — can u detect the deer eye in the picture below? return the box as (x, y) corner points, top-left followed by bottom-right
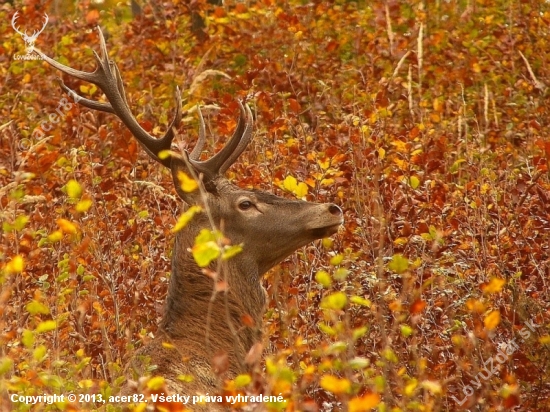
(238, 200), (253, 210)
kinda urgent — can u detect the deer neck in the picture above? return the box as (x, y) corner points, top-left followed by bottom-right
(159, 226), (266, 370)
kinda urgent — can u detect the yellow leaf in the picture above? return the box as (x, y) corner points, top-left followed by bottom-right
(315, 270), (332, 288)
(404, 378), (418, 396)
(57, 218), (78, 234)
(482, 278), (506, 294)
(391, 140), (408, 153)
(294, 182), (308, 198)
(330, 254), (343, 266)
(177, 374), (194, 383)
(147, 376), (165, 390)
(320, 178), (335, 187)
(79, 379), (94, 389)
(66, 179), (82, 199)
(317, 158), (330, 170)
(6, 255), (24, 274)
(36, 320), (57, 333)
(378, 148), (385, 159)
(320, 292), (347, 311)
(393, 237), (408, 246)
(393, 157), (407, 170)
(48, 230), (63, 242)
(421, 380), (442, 394)
(320, 374), (351, 395)
(348, 393), (380, 411)
(484, 310), (501, 330)
(410, 176), (420, 189)
(177, 171), (198, 192)
(283, 175), (298, 192)
(75, 199), (93, 212)
(172, 206), (202, 233)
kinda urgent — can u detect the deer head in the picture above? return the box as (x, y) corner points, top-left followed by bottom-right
(36, 27), (343, 397)
(12, 11), (48, 54)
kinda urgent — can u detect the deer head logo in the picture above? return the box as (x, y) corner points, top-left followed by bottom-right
(12, 11), (49, 55)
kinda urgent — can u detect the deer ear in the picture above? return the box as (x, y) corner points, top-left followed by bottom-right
(170, 153), (203, 205)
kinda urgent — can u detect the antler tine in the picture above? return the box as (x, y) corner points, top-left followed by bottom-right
(219, 104), (254, 174)
(11, 12), (25, 37)
(189, 105), (207, 161)
(35, 27), (182, 168)
(57, 78), (115, 114)
(191, 101), (247, 178)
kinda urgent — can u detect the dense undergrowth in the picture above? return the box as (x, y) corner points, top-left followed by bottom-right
(1, 0), (549, 411)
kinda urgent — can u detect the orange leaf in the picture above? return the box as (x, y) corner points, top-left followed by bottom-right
(410, 299), (426, 314)
(348, 393), (381, 412)
(85, 9), (99, 25)
(484, 310), (500, 330)
(320, 375), (350, 395)
(288, 98), (301, 114)
(482, 278), (506, 294)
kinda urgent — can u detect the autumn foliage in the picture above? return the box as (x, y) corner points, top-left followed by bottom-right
(1, 0), (550, 411)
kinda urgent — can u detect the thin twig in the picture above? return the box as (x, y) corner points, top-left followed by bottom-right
(518, 51), (547, 91)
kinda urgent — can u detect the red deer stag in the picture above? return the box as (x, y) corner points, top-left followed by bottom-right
(36, 28), (343, 407)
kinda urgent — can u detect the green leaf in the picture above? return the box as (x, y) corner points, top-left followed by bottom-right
(350, 296), (371, 307)
(33, 345), (47, 361)
(388, 254), (409, 274)
(333, 268), (349, 281)
(195, 228), (221, 244)
(0, 357), (13, 374)
(450, 158), (466, 174)
(14, 215), (29, 231)
(192, 241), (220, 267)
(348, 357), (370, 369)
(222, 244), (243, 260)
(22, 329), (35, 348)
(401, 325), (413, 337)
(26, 300), (50, 315)
(234, 374), (252, 388)
(352, 326), (368, 340)
(318, 322), (337, 336)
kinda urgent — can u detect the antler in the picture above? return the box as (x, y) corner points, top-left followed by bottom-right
(29, 13), (49, 40)
(35, 26), (254, 180)
(11, 12), (26, 37)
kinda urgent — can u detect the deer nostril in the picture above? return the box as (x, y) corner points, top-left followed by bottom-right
(328, 204), (342, 216)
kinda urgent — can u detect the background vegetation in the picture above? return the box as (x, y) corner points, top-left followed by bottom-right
(1, 0), (549, 410)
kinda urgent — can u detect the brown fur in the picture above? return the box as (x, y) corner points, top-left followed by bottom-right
(123, 179), (343, 410)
